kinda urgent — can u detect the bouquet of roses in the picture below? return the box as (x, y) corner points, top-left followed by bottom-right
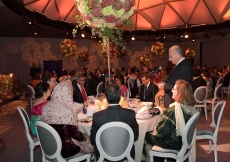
(185, 48), (195, 59)
(140, 55), (150, 66)
(79, 51), (89, 61)
(74, 0), (135, 47)
(151, 41), (165, 56)
(59, 39), (78, 59)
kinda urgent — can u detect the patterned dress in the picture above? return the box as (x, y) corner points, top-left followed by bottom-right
(142, 104), (196, 161)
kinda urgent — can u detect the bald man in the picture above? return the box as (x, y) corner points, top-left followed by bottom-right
(159, 45), (193, 108)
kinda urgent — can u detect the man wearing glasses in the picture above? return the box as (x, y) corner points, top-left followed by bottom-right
(72, 74), (91, 103)
(159, 45), (193, 108)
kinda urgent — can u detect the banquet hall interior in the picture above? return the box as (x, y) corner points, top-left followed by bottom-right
(1, 0), (230, 161)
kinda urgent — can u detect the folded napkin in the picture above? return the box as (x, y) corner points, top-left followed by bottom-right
(87, 95), (96, 102)
(87, 105), (99, 116)
(78, 112), (88, 121)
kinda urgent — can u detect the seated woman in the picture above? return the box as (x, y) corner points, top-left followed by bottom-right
(143, 79), (197, 161)
(114, 73), (128, 97)
(42, 80), (86, 158)
(29, 82), (51, 137)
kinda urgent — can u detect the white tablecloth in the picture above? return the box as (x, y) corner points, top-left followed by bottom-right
(78, 114), (163, 162)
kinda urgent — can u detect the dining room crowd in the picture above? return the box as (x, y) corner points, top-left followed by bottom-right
(26, 45), (229, 162)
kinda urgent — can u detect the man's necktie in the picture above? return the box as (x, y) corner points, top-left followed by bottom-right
(81, 86), (87, 102)
(143, 86), (147, 100)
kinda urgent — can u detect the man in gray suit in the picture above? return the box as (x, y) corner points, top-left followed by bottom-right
(90, 84), (139, 161)
(159, 45), (193, 108)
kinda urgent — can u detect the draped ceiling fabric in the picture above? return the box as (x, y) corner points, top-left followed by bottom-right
(22, 0), (230, 31)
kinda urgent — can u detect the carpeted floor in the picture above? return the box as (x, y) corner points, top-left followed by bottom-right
(0, 88), (230, 162)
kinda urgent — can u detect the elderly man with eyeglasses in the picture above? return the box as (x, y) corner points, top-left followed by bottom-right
(158, 45), (193, 108)
(72, 74), (91, 104)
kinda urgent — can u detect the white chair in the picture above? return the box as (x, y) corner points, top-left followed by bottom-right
(96, 82), (104, 98)
(206, 84), (222, 114)
(215, 77), (224, 87)
(17, 106), (41, 162)
(35, 121), (91, 162)
(149, 112), (200, 162)
(196, 101), (226, 162)
(221, 81), (230, 98)
(96, 122), (134, 162)
(194, 86), (208, 120)
(27, 85), (35, 111)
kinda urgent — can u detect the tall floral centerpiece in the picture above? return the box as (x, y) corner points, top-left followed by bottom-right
(151, 41), (165, 56)
(59, 39), (78, 60)
(74, 0), (135, 82)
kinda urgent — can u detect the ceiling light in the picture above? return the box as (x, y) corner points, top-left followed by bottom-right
(131, 36), (135, 41)
(81, 33), (85, 37)
(34, 30), (38, 36)
(184, 34), (189, 38)
(192, 38), (195, 42)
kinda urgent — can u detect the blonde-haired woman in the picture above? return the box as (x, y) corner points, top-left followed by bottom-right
(143, 79), (197, 161)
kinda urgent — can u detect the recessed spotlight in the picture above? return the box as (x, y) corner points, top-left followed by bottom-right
(131, 36), (135, 41)
(81, 33), (85, 37)
(185, 34), (189, 38)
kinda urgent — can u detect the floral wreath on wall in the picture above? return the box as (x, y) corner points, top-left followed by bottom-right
(185, 48), (196, 59)
(79, 51), (89, 61)
(101, 42), (116, 58)
(73, 0), (135, 47)
(140, 55), (150, 66)
(151, 41), (165, 56)
(117, 47), (127, 57)
(59, 39), (78, 60)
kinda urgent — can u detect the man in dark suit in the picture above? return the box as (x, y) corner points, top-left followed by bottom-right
(96, 68), (105, 92)
(191, 69), (206, 92)
(140, 74), (158, 102)
(159, 45), (193, 108)
(90, 84), (139, 161)
(72, 74), (91, 103)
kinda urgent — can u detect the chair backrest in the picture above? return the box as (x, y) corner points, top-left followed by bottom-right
(96, 122), (134, 162)
(178, 112), (200, 158)
(97, 82), (104, 95)
(194, 86), (208, 103)
(214, 83), (223, 99)
(35, 121), (66, 161)
(216, 77), (224, 87)
(17, 106), (34, 144)
(27, 85), (35, 98)
(211, 101), (226, 136)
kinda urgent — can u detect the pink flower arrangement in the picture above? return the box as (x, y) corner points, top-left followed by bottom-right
(185, 48), (196, 58)
(151, 42), (165, 56)
(59, 39), (78, 59)
(140, 55), (150, 66)
(76, 0), (135, 29)
(74, 0), (135, 49)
